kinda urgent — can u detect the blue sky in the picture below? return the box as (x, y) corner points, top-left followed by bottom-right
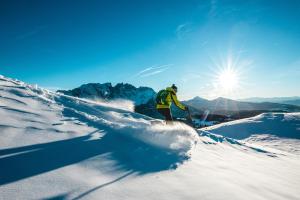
(0, 0), (299, 100)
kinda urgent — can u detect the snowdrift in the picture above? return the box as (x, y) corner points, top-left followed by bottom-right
(203, 111), (300, 155)
(205, 112), (300, 140)
(55, 94), (198, 156)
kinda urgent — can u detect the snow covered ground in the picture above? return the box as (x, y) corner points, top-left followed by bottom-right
(204, 112), (300, 154)
(0, 75), (299, 200)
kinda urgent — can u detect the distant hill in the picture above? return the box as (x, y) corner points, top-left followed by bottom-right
(239, 96), (300, 106)
(183, 96), (300, 114)
(282, 99), (300, 106)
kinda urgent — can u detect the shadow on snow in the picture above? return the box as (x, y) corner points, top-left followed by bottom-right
(0, 108), (186, 186)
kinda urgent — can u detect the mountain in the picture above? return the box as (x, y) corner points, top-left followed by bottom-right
(182, 96), (210, 108)
(184, 96), (300, 114)
(58, 82), (155, 105)
(282, 99), (300, 106)
(0, 75), (300, 200)
(240, 96), (300, 105)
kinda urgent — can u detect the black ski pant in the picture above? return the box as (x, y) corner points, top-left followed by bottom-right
(157, 108), (173, 122)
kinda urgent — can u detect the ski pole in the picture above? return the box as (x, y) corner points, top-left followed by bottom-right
(186, 107), (193, 123)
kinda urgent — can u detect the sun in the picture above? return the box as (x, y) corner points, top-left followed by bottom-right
(205, 51), (250, 99)
(217, 67), (239, 90)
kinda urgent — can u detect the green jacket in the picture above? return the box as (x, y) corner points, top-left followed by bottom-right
(156, 87), (186, 110)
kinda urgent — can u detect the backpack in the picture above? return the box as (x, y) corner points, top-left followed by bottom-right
(156, 89), (169, 105)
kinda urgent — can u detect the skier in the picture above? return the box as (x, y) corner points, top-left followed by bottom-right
(156, 84), (189, 124)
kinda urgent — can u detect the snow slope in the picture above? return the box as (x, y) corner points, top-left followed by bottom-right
(204, 112), (300, 154)
(0, 75), (300, 200)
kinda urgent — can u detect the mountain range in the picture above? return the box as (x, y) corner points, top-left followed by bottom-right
(57, 82), (155, 105)
(58, 83), (300, 120)
(239, 96), (300, 106)
(183, 96), (300, 113)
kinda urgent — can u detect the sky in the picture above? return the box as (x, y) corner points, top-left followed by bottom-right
(0, 0), (300, 100)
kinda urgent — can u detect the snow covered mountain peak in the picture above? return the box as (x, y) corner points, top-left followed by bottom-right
(58, 82), (156, 105)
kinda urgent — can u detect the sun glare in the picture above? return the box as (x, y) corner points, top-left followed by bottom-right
(205, 51), (251, 99)
(217, 68), (239, 90)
